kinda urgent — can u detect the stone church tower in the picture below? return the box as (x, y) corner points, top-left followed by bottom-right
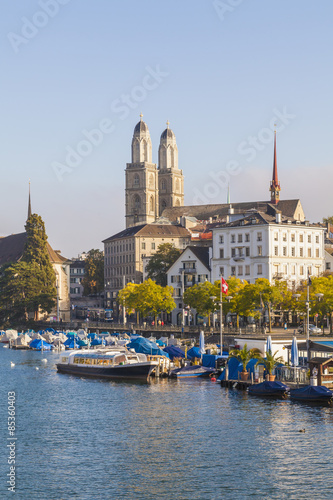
(125, 115), (159, 228)
(158, 122), (184, 215)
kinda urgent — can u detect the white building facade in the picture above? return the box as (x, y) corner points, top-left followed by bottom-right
(211, 212), (325, 288)
(167, 246), (210, 325)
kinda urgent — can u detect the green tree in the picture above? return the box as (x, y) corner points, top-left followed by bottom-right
(210, 277), (248, 328)
(118, 279), (175, 322)
(0, 214), (56, 324)
(82, 249), (104, 295)
(323, 216), (333, 225)
(183, 281), (216, 322)
(237, 278), (283, 331)
(146, 243), (182, 286)
(22, 214), (56, 319)
(229, 343), (262, 372)
(307, 275), (333, 333)
(0, 262), (37, 326)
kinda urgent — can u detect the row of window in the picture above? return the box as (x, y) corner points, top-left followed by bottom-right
(218, 232), (321, 244)
(219, 233), (252, 244)
(219, 264), (317, 278)
(219, 265), (263, 277)
(70, 277), (82, 284)
(274, 233), (320, 243)
(105, 242), (133, 254)
(70, 268), (84, 274)
(105, 266), (135, 277)
(70, 287), (81, 294)
(170, 274), (208, 283)
(219, 246), (321, 259)
(274, 246), (320, 258)
(106, 254), (135, 265)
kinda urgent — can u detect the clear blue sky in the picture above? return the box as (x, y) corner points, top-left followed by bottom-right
(1, 0), (332, 257)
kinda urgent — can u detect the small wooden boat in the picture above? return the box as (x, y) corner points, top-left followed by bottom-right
(248, 380), (289, 398)
(290, 385), (333, 404)
(169, 366), (216, 378)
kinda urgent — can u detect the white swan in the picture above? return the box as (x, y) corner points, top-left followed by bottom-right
(41, 358), (47, 363)
(10, 362), (15, 368)
(35, 367), (39, 370)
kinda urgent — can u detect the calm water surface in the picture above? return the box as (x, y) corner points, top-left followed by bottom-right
(1, 347), (333, 499)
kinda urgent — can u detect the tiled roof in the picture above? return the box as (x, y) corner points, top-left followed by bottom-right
(185, 245), (210, 270)
(103, 224), (190, 242)
(0, 232), (68, 266)
(162, 199), (302, 221)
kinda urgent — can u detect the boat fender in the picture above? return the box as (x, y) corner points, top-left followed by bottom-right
(211, 377), (216, 382)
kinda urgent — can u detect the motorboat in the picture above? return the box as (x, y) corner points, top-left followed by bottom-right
(56, 347), (158, 381)
(248, 380), (289, 398)
(169, 365), (216, 378)
(290, 385), (333, 404)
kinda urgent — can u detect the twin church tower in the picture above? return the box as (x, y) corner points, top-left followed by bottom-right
(125, 115), (184, 228)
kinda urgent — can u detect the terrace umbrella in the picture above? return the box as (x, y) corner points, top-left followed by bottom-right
(291, 335), (299, 382)
(199, 331), (206, 360)
(266, 335), (272, 355)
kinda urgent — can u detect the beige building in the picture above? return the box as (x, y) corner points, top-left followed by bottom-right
(103, 224), (191, 311)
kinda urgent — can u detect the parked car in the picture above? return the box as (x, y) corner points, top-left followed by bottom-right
(297, 324), (322, 334)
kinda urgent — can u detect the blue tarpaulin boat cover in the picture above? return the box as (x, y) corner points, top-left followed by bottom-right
(187, 347), (203, 359)
(218, 357), (259, 381)
(163, 345), (185, 360)
(63, 339), (79, 349)
(249, 380), (289, 396)
(290, 385), (333, 399)
(29, 339), (52, 350)
(126, 337), (169, 357)
(202, 354), (225, 368)
(91, 338), (105, 346)
(156, 339), (166, 346)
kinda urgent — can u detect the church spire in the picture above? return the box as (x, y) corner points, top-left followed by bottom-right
(27, 180), (32, 220)
(270, 130), (281, 204)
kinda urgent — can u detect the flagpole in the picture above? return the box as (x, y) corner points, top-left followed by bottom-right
(220, 280), (223, 356)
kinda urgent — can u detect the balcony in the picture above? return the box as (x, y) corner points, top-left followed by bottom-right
(233, 254), (245, 262)
(179, 267), (196, 274)
(273, 272), (284, 280)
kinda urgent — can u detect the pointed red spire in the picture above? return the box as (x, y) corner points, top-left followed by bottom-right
(270, 130), (281, 204)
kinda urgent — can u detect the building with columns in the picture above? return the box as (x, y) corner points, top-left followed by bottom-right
(125, 115), (184, 228)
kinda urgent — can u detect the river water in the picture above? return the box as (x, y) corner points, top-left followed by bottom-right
(1, 347), (333, 500)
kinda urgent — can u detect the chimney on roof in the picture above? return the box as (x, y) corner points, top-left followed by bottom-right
(275, 212), (281, 224)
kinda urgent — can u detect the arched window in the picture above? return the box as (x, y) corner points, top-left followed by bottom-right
(175, 198), (180, 206)
(133, 195), (141, 213)
(150, 195), (154, 212)
(144, 140), (148, 161)
(161, 199), (167, 209)
(133, 174), (140, 187)
(161, 179), (166, 191)
(135, 141), (140, 162)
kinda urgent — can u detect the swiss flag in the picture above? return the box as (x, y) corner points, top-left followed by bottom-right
(221, 277), (228, 295)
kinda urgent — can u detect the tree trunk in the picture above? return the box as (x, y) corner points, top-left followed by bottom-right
(268, 303), (272, 333)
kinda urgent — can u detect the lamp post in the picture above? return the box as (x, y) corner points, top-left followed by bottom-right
(315, 293), (324, 330)
(293, 293), (301, 330)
